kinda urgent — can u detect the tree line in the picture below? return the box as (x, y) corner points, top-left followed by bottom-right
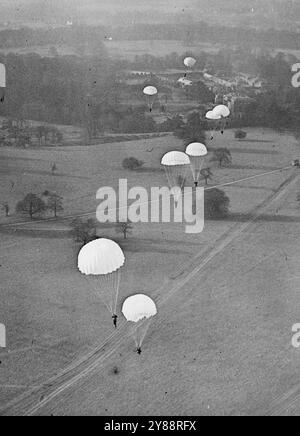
(2, 22), (300, 51)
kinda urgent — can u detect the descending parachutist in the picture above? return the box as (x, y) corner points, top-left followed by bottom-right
(112, 314), (118, 329)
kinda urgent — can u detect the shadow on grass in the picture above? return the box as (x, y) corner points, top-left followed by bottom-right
(212, 147), (279, 155)
(236, 139), (274, 144)
(135, 167), (164, 174)
(226, 212), (300, 223)
(228, 164), (281, 171)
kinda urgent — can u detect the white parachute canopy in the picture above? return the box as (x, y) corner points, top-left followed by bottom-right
(143, 86), (158, 112)
(143, 86), (158, 97)
(211, 105), (231, 136)
(161, 151), (190, 166)
(0, 63), (6, 103)
(213, 104), (230, 118)
(184, 57), (196, 68)
(122, 294), (157, 323)
(78, 238), (125, 275)
(122, 294), (157, 349)
(186, 143), (208, 184)
(161, 151), (190, 202)
(205, 110), (221, 120)
(78, 238), (125, 316)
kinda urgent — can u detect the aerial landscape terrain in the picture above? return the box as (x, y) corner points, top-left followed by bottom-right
(0, 0), (300, 417)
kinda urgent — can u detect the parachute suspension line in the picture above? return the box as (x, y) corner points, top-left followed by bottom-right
(102, 271), (121, 315)
(112, 270), (121, 315)
(164, 165), (188, 191)
(190, 156), (205, 183)
(102, 274), (112, 314)
(102, 272), (120, 315)
(133, 318), (153, 348)
(146, 95), (156, 112)
(82, 274), (112, 314)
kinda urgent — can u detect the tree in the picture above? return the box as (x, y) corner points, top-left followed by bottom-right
(115, 220), (133, 240)
(200, 168), (213, 185)
(51, 163), (57, 175)
(46, 193), (63, 218)
(16, 194), (46, 219)
(235, 130), (247, 140)
(205, 189), (230, 219)
(159, 114), (184, 132)
(122, 157), (145, 171)
(71, 218), (97, 244)
(1, 202), (10, 217)
(36, 126), (48, 146)
(211, 148), (232, 168)
(16, 133), (31, 148)
(186, 81), (214, 104)
(175, 112), (206, 144)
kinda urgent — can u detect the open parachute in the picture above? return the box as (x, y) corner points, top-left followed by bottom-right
(184, 57), (196, 69)
(205, 110), (221, 121)
(183, 57), (196, 79)
(161, 151), (190, 202)
(122, 294), (157, 353)
(206, 105), (230, 139)
(143, 86), (158, 112)
(213, 105), (231, 135)
(78, 238), (125, 325)
(213, 104), (230, 118)
(186, 143), (208, 187)
(0, 63), (6, 103)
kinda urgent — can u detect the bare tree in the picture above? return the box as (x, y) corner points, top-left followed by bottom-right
(16, 194), (46, 219)
(1, 202), (10, 217)
(200, 168), (213, 185)
(51, 163), (57, 176)
(71, 218), (98, 245)
(45, 193), (64, 218)
(115, 220), (133, 240)
(211, 148), (232, 168)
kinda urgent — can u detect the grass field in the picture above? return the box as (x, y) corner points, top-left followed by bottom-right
(0, 127), (300, 415)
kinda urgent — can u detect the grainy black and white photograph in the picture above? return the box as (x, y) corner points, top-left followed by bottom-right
(0, 0), (300, 420)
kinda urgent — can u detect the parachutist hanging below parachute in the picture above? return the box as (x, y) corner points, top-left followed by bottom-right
(161, 151), (190, 204)
(143, 86), (158, 113)
(206, 105), (231, 139)
(122, 294), (157, 355)
(205, 110), (222, 140)
(186, 142), (208, 188)
(112, 314), (118, 329)
(183, 57), (196, 78)
(78, 239), (125, 329)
